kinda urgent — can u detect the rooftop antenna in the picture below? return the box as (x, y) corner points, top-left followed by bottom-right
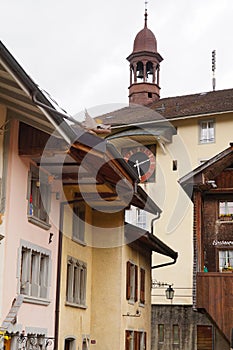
(212, 50), (216, 91)
(144, 0), (148, 27)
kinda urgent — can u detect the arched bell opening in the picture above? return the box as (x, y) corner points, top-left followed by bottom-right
(146, 61), (154, 83)
(136, 61), (144, 82)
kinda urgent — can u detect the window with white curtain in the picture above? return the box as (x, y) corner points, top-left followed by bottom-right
(27, 165), (51, 229)
(219, 250), (233, 271)
(199, 120), (215, 144)
(136, 209), (147, 230)
(219, 201), (233, 216)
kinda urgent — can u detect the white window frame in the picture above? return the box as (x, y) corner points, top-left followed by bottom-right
(72, 202), (86, 244)
(139, 331), (146, 350)
(219, 200), (233, 217)
(19, 240), (51, 304)
(199, 119), (215, 144)
(125, 207), (133, 224)
(136, 209), (147, 230)
(219, 249), (233, 271)
(66, 256), (87, 308)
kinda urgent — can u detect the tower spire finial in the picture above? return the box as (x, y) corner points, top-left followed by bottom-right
(144, 0), (148, 27)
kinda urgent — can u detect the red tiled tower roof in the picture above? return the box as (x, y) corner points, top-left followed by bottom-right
(133, 14), (157, 54)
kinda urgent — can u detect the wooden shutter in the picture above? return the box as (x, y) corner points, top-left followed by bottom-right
(126, 261), (131, 300)
(26, 170), (32, 201)
(135, 265), (138, 302)
(30, 251), (39, 297)
(125, 330), (130, 350)
(140, 268), (145, 304)
(134, 331), (139, 350)
(39, 254), (49, 298)
(197, 325), (213, 350)
(20, 248), (30, 295)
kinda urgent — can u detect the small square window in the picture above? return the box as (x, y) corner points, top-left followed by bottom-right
(199, 120), (215, 144)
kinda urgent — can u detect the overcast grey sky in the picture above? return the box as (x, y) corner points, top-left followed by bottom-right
(1, 0), (233, 119)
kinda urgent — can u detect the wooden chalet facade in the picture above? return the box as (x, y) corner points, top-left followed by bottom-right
(179, 143), (233, 345)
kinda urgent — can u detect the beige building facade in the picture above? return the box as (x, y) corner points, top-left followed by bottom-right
(57, 139), (177, 350)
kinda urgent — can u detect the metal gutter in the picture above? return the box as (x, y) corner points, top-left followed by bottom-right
(151, 256), (177, 269)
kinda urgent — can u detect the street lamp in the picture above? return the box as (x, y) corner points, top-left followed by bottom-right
(165, 285), (174, 300)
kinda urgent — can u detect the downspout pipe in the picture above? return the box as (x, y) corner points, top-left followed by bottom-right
(231, 328), (233, 350)
(150, 216), (178, 269)
(151, 214), (160, 234)
(54, 202), (65, 350)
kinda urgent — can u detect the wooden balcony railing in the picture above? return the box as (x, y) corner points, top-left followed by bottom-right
(196, 272), (233, 342)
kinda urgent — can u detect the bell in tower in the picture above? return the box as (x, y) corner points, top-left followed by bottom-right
(127, 7), (163, 106)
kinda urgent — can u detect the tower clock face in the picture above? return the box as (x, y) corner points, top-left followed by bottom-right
(124, 146), (155, 183)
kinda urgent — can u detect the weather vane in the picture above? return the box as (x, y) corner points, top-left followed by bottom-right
(144, 0), (148, 26)
(212, 50), (216, 91)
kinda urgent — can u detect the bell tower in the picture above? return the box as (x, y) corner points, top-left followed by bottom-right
(127, 8), (163, 105)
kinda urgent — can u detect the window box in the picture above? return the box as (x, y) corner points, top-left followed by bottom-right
(219, 214), (233, 221)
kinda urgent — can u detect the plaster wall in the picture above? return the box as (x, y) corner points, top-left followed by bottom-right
(0, 104), (6, 321)
(121, 244), (152, 349)
(60, 206), (153, 350)
(90, 210), (123, 350)
(1, 117), (60, 338)
(58, 203), (93, 350)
